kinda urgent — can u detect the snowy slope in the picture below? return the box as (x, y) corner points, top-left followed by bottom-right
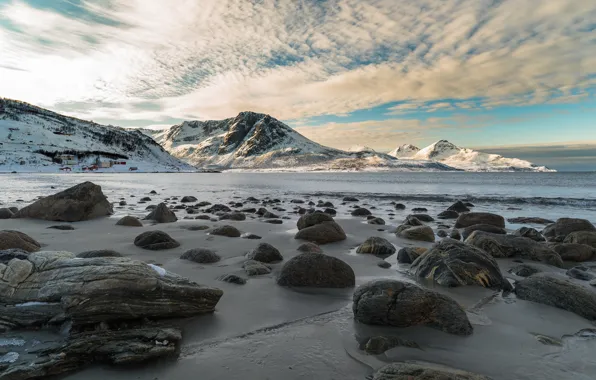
(150, 112), (457, 171)
(388, 140), (554, 172)
(0, 98), (194, 173)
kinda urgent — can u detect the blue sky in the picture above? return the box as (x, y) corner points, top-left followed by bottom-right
(1, 0), (595, 170)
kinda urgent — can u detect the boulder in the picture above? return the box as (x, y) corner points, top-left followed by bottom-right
(246, 243), (283, 263)
(324, 208), (337, 216)
(210, 225), (241, 238)
(465, 231), (563, 267)
(396, 225), (435, 242)
(264, 219), (283, 224)
(372, 362), (490, 380)
(116, 216), (143, 227)
(0, 249), (29, 264)
(396, 247), (427, 264)
(551, 243), (595, 262)
(566, 265), (595, 281)
(447, 201), (470, 213)
(412, 207), (428, 212)
(367, 217), (386, 225)
(513, 227), (545, 242)
(0, 230), (41, 252)
(219, 212), (246, 221)
(343, 196), (359, 202)
(450, 229), (462, 240)
(277, 252), (355, 288)
(352, 279), (472, 335)
(180, 248), (221, 263)
(543, 218), (596, 241)
(362, 336), (420, 355)
(180, 196), (198, 203)
(12, 182), (113, 222)
(515, 273), (596, 321)
(217, 274), (247, 285)
(47, 224), (75, 230)
(242, 233), (262, 240)
(564, 231), (596, 248)
(243, 260), (272, 276)
(437, 230), (448, 238)
(394, 203), (406, 210)
(206, 204), (232, 213)
(508, 217), (554, 225)
(454, 212), (505, 229)
(294, 221), (347, 244)
(8, 207), (18, 213)
(296, 242), (323, 254)
(377, 261), (392, 269)
(410, 214), (434, 222)
(0, 251), (223, 330)
(438, 210), (459, 220)
(508, 264), (541, 277)
(411, 239), (512, 290)
(77, 250), (123, 258)
(262, 211), (279, 219)
(356, 237), (396, 259)
(0, 208), (14, 219)
(144, 203), (177, 223)
(134, 231), (180, 250)
(461, 224), (506, 240)
(351, 208), (372, 217)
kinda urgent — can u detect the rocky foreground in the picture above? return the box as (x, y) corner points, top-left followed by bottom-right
(1, 182), (596, 379)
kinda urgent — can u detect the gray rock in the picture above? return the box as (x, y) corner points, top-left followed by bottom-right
(144, 203), (177, 223)
(294, 221), (347, 244)
(217, 274), (247, 285)
(242, 233), (262, 240)
(377, 261), (392, 269)
(447, 200), (470, 213)
(219, 212), (246, 221)
(0, 249), (29, 264)
(264, 219), (283, 224)
(396, 247), (427, 264)
(438, 210), (459, 219)
(343, 196), (359, 202)
(180, 196), (198, 203)
(351, 208), (372, 217)
(8, 207), (18, 214)
(246, 243), (283, 263)
(210, 225), (241, 238)
(437, 230), (448, 238)
(411, 239), (512, 290)
(134, 231), (180, 250)
(297, 212), (335, 230)
(465, 231), (563, 267)
(119, 200), (127, 206)
(206, 204), (232, 213)
(372, 362), (490, 380)
(116, 215), (143, 227)
(12, 181), (113, 222)
(450, 229), (462, 240)
(0, 208), (14, 219)
(0, 230), (41, 252)
(455, 212), (505, 229)
(47, 224), (75, 230)
(543, 218), (596, 241)
(243, 260), (272, 276)
(515, 273), (596, 321)
(396, 225), (435, 242)
(77, 250), (123, 258)
(513, 227), (545, 242)
(508, 264), (541, 277)
(296, 242), (323, 254)
(353, 279), (473, 335)
(262, 211), (279, 219)
(508, 217), (554, 225)
(566, 266), (595, 281)
(551, 243), (595, 262)
(277, 252), (355, 288)
(394, 203), (406, 210)
(367, 217), (386, 225)
(410, 214), (434, 222)
(362, 336), (420, 355)
(356, 237), (396, 259)
(181, 248), (221, 263)
(462, 224), (506, 240)
(564, 231), (596, 248)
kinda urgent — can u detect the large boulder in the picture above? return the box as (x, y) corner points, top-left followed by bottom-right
(144, 203), (177, 223)
(447, 200), (470, 213)
(410, 239), (512, 290)
(515, 273), (596, 321)
(180, 248), (221, 263)
(12, 182), (113, 222)
(0, 251), (223, 330)
(210, 225), (241, 238)
(294, 221), (347, 244)
(454, 212), (505, 229)
(180, 196), (198, 203)
(551, 243), (595, 262)
(134, 231), (180, 250)
(438, 210), (459, 220)
(461, 224), (506, 240)
(246, 243), (283, 263)
(564, 231), (596, 248)
(356, 237), (396, 259)
(396, 247), (427, 264)
(543, 218), (596, 241)
(351, 208), (372, 217)
(0, 230), (41, 252)
(465, 231), (563, 267)
(116, 215), (143, 227)
(0, 208), (14, 219)
(277, 252), (355, 288)
(513, 227), (545, 242)
(297, 212), (334, 230)
(353, 279), (472, 335)
(395, 225), (435, 242)
(372, 362), (490, 380)
(219, 212), (246, 221)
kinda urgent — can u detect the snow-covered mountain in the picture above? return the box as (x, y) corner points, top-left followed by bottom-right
(388, 140), (554, 172)
(146, 112), (456, 172)
(0, 98), (194, 173)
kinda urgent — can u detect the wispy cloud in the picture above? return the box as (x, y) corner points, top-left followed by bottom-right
(0, 0), (595, 125)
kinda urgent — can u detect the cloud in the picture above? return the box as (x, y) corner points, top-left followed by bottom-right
(0, 0), (595, 124)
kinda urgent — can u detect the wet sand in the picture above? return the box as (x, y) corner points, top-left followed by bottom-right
(1, 193), (595, 380)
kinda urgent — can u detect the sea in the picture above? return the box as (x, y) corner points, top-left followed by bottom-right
(2, 171), (595, 225)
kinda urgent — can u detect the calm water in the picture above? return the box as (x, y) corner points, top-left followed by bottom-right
(1, 171), (595, 223)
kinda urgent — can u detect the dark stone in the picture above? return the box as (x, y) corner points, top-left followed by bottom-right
(362, 335), (420, 355)
(217, 274), (247, 285)
(140, 197), (152, 202)
(455, 212), (505, 229)
(0, 208), (14, 219)
(197, 201), (211, 207)
(297, 212), (334, 230)
(246, 243), (283, 263)
(395, 225), (435, 242)
(377, 261), (392, 269)
(410, 214), (434, 222)
(564, 231), (596, 248)
(262, 211), (279, 219)
(394, 203), (406, 210)
(277, 252), (355, 288)
(508, 217), (555, 225)
(219, 212), (246, 221)
(343, 196), (359, 202)
(462, 224), (506, 240)
(77, 250), (123, 258)
(543, 218), (596, 241)
(242, 233), (262, 240)
(180, 196), (198, 203)
(508, 264), (541, 277)
(47, 224), (75, 231)
(116, 216), (143, 227)
(290, 199), (304, 204)
(241, 207), (257, 213)
(195, 215), (211, 220)
(515, 274), (596, 320)
(449, 229), (462, 240)
(356, 237), (396, 259)
(437, 230), (448, 238)
(551, 243), (595, 262)
(243, 260), (272, 276)
(206, 204), (232, 213)
(134, 231), (180, 250)
(324, 208), (337, 216)
(0, 230), (41, 252)
(367, 217), (386, 225)
(296, 242), (323, 254)
(210, 225), (241, 238)
(447, 201), (470, 213)
(411, 238), (512, 290)
(180, 248), (220, 263)
(412, 207), (428, 212)
(145, 205), (157, 210)
(294, 221), (347, 244)
(353, 279), (473, 335)
(438, 210), (459, 219)
(118, 201), (127, 206)
(396, 247), (427, 264)
(351, 208), (372, 217)
(144, 203), (177, 223)
(264, 219), (283, 224)
(513, 227), (545, 242)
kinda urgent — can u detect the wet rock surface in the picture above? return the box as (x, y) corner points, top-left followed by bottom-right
(246, 243), (283, 263)
(277, 252), (355, 288)
(134, 231), (180, 250)
(144, 203), (177, 223)
(0, 230), (41, 252)
(356, 237), (396, 259)
(180, 248), (221, 263)
(455, 212), (505, 229)
(210, 225), (241, 238)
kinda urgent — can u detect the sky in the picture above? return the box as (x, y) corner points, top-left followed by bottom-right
(0, 0), (595, 170)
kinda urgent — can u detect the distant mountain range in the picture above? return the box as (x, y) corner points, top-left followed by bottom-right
(143, 112), (453, 171)
(0, 98), (193, 172)
(388, 140), (554, 172)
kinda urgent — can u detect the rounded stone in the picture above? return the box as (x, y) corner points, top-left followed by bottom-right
(277, 252), (355, 288)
